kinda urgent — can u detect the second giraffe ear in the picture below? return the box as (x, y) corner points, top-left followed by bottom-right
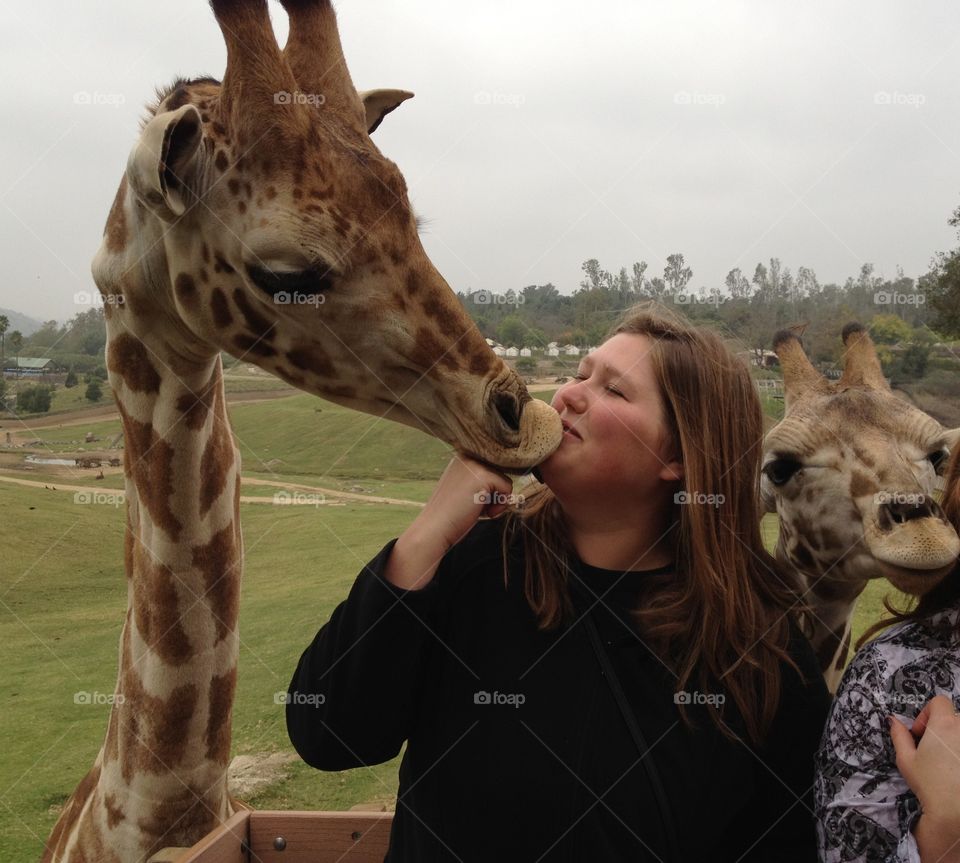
(359, 89), (414, 134)
(127, 104), (204, 222)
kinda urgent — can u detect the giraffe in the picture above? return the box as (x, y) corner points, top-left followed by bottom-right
(41, 1), (561, 860)
(761, 323), (960, 692)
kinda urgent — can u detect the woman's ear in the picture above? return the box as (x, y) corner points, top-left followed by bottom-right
(658, 459), (684, 483)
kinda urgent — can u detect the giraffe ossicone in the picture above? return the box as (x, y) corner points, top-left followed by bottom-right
(43, 1), (560, 861)
(762, 322), (960, 691)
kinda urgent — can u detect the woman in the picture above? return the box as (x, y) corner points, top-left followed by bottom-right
(816, 447), (960, 863)
(287, 305), (830, 862)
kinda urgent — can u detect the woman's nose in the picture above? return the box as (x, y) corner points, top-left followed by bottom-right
(554, 379), (587, 414)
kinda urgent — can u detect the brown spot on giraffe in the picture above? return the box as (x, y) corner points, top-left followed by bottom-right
(287, 347), (335, 377)
(108, 334), (161, 394)
(205, 666), (237, 761)
(850, 470), (878, 499)
(103, 793), (125, 830)
(215, 150), (228, 172)
(175, 273), (198, 306)
(104, 176), (128, 253)
(410, 326), (461, 373)
(210, 288), (232, 328)
(176, 373), (218, 431)
(192, 522), (240, 643)
(233, 334), (277, 357)
(132, 542), (193, 666)
(198, 392), (235, 518)
(213, 253), (235, 275)
(232, 289), (272, 335)
(117, 402), (182, 541)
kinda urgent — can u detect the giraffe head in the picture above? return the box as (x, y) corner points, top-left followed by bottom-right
(762, 323), (960, 597)
(95, 0), (560, 470)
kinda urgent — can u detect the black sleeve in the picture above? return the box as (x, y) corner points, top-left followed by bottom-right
(285, 538), (443, 771)
(728, 633), (832, 862)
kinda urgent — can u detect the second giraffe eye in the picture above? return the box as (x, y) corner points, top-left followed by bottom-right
(247, 262), (334, 298)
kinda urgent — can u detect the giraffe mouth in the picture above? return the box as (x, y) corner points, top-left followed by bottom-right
(872, 559), (955, 595)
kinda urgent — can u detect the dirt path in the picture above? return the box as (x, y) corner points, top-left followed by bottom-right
(0, 473), (424, 508)
(0, 388), (298, 435)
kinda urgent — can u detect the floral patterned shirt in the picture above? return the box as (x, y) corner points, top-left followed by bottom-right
(815, 603), (960, 862)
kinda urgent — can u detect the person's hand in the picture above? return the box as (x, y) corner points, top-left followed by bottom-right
(384, 456), (514, 590)
(890, 695), (960, 849)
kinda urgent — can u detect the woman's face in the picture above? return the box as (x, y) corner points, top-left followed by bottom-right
(538, 333), (683, 506)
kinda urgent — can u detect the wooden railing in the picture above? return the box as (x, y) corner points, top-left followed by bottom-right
(153, 812), (393, 863)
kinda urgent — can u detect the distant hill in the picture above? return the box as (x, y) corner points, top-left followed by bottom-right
(0, 308), (45, 337)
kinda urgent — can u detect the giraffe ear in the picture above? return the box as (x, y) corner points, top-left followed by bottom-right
(127, 105), (204, 222)
(359, 89), (414, 134)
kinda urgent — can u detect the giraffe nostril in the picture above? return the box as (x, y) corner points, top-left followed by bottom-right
(492, 391), (521, 433)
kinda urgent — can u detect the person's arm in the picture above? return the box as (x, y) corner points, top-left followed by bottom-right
(285, 456), (514, 771)
(890, 695), (960, 863)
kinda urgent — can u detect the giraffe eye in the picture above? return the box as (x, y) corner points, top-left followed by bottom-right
(763, 458), (802, 486)
(246, 262), (334, 299)
(927, 448), (949, 474)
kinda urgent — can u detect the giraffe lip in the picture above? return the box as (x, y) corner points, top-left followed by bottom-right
(873, 559), (955, 586)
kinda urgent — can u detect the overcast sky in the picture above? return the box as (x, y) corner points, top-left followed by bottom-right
(3, 1), (960, 323)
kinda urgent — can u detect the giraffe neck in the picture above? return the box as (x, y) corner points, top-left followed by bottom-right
(45, 312), (243, 860)
(779, 538), (863, 694)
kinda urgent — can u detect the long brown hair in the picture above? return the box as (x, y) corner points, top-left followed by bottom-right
(857, 445), (960, 647)
(502, 303), (803, 746)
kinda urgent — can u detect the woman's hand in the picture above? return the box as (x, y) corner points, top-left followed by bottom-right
(383, 456), (515, 591)
(890, 695), (960, 861)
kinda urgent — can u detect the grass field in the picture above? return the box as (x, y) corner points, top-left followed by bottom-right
(0, 389), (908, 860)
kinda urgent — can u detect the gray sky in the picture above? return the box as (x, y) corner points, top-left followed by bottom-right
(3, 0), (960, 323)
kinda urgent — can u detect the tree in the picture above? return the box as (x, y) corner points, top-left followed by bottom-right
(725, 268), (751, 300)
(65, 369), (78, 388)
(85, 380), (103, 402)
(0, 315), (8, 363)
(498, 315), (527, 347)
(8, 330), (23, 357)
(630, 262), (648, 298)
(926, 249), (960, 337)
(17, 384), (53, 413)
(663, 253), (693, 296)
(869, 314), (912, 345)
